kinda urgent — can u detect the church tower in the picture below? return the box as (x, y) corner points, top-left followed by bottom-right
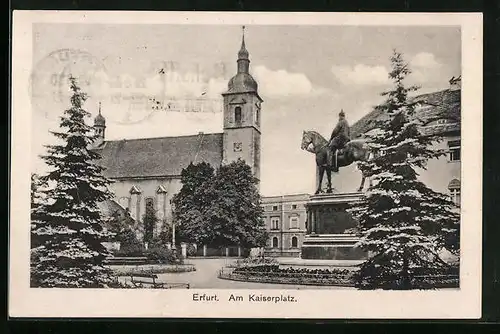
(222, 26), (263, 182)
(93, 102), (106, 147)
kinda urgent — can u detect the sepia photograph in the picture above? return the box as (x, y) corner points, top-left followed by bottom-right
(10, 11), (482, 318)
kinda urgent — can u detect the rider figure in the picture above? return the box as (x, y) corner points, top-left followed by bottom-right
(327, 109), (350, 172)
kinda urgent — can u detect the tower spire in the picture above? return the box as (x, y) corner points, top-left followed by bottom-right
(98, 101), (102, 115)
(241, 25), (246, 49)
(237, 25), (250, 73)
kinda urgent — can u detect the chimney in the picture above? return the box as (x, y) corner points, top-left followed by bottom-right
(449, 75), (461, 91)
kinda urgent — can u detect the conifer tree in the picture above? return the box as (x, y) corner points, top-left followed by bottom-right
(31, 76), (116, 288)
(349, 50), (460, 290)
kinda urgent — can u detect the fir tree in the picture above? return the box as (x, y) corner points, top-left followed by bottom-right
(349, 50), (460, 290)
(31, 76), (116, 288)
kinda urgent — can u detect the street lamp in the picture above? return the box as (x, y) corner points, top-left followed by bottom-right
(170, 201), (176, 250)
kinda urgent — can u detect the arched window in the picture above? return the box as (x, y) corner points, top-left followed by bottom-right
(129, 186), (141, 220)
(448, 179), (461, 207)
(144, 197), (155, 243)
(291, 236), (298, 248)
(235, 106), (242, 124)
(272, 237), (279, 248)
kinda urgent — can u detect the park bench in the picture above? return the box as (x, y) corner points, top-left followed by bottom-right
(130, 273), (190, 289)
(130, 273), (164, 288)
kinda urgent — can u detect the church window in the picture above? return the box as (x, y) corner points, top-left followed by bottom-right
(448, 140), (461, 162)
(291, 236), (298, 248)
(233, 142), (242, 152)
(144, 197), (155, 243)
(290, 216), (299, 229)
(235, 106), (242, 124)
(145, 197), (154, 210)
(271, 217), (280, 230)
(272, 237), (279, 248)
(292, 204), (297, 210)
(448, 179), (461, 207)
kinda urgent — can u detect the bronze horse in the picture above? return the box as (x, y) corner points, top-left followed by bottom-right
(301, 130), (372, 194)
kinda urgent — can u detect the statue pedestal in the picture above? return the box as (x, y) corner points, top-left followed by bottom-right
(301, 192), (368, 260)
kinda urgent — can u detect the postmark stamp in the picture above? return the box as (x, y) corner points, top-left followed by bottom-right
(29, 48), (108, 121)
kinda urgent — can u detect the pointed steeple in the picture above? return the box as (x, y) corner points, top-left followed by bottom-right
(238, 25), (249, 60)
(225, 26), (259, 94)
(237, 26), (250, 73)
(94, 102), (106, 126)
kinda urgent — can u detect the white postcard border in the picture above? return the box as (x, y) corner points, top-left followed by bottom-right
(10, 11), (483, 319)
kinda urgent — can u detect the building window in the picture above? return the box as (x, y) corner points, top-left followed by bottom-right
(144, 197), (155, 243)
(145, 197), (154, 210)
(291, 236), (298, 248)
(235, 106), (242, 123)
(290, 216), (299, 229)
(448, 140), (461, 162)
(292, 204), (297, 210)
(272, 205), (278, 211)
(272, 237), (279, 248)
(271, 217), (280, 230)
(448, 179), (461, 207)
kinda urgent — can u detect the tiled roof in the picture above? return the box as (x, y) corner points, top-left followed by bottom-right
(95, 133), (223, 179)
(97, 198), (131, 218)
(351, 89), (461, 138)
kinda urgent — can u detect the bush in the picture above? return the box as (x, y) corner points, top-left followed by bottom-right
(114, 243), (144, 257)
(235, 256), (279, 267)
(144, 247), (183, 265)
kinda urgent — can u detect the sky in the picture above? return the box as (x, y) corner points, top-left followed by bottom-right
(30, 24), (461, 196)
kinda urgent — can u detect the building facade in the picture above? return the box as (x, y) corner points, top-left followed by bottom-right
(94, 30), (262, 239)
(261, 194), (309, 257)
(319, 77), (461, 207)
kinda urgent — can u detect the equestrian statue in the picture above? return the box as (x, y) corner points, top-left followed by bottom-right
(301, 110), (372, 195)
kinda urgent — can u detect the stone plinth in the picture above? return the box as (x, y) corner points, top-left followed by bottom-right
(301, 192), (367, 260)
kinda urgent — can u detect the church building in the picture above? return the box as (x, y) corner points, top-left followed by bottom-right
(94, 30), (262, 238)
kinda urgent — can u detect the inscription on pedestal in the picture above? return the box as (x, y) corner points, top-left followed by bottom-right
(302, 192), (366, 260)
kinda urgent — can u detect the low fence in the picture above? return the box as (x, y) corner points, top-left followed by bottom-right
(193, 245), (249, 257)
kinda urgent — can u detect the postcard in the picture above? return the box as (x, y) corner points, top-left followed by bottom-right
(10, 11), (482, 318)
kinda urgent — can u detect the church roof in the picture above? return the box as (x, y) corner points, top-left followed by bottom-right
(95, 133), (223, 179)
(351, 88), (461, 138)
